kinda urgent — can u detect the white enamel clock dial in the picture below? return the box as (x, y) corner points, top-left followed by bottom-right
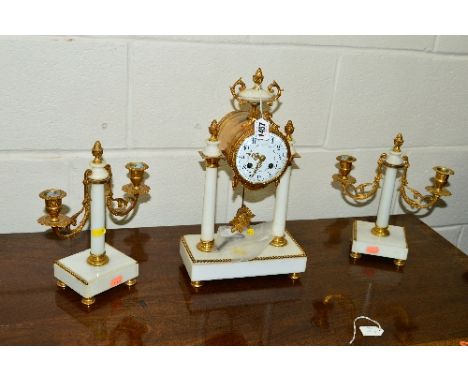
(235, 133), (289, 185)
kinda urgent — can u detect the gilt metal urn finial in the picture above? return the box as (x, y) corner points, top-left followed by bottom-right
(92, 141), (103, 164)
(393, 133), (404, 153)
(208, 120), (220, 142)
(253, 68), (264, 86)
(285, 120), (295, 141)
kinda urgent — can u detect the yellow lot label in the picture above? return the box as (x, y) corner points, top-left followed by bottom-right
(91, 227), (106, 237)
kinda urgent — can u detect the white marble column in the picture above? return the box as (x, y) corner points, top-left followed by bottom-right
(272, 140), (295, 241)
(89, 161), (109, 255)
(375, 150), (403, 229)
(199, 140), (221, 247)
(272, 166), (292, 238)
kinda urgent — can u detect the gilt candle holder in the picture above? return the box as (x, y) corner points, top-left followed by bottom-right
(38, 141), (150, 305)
(332, 133), (454, 267)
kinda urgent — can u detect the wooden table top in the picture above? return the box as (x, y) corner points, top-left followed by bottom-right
(0, 214), (467, 345)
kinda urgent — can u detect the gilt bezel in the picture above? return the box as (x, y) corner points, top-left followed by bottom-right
(229, 118), (291, 190)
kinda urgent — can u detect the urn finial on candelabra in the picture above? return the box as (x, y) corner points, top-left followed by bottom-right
(392, 133), (404, 153)
(92, 140), (103, 164)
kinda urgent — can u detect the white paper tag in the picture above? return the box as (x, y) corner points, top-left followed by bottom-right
(218, 226), (236, 238)
(254, 118), (270, 140)
(359, 326), (384, 337)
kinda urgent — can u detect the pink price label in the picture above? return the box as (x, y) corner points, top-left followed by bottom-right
(111, 275), (122, 287)
(366, 246), (380, 255)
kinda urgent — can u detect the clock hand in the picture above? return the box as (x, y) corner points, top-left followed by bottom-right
(252, 162), (261, 176)
(251, 153), (266, 176)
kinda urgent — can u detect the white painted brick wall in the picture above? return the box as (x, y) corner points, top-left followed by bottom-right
(1, 35), (467, 255)
(0, 37), (128, 150)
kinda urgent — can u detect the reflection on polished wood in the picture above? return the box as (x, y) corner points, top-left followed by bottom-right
(0, 215), (467, 345)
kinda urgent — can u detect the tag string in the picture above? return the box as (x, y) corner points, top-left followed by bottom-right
(259, 86), (263, 118)
(349, 316), (383, 345)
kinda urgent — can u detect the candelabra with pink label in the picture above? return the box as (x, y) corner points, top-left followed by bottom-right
(38, 141), (150, 305)
(332, 134), (454, 267)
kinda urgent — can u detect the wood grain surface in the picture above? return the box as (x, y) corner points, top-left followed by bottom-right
(0, 215), (467, 345)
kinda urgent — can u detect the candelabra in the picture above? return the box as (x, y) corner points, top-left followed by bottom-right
(332, 133), (454, 267)
(38, 141), (150, 305)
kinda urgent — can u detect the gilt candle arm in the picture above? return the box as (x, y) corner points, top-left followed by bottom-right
(332, 153), (387, 201)
(52, 204), (90, 238)
(106, 187), (139, 217)
(105, 162), (150, 217)
(38, 169), (93, 239)
(399, 156), (454, 210)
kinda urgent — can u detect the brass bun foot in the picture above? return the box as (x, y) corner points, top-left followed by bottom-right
(125, 278), (137, 287)
(56, 279), (67, 289)
(270, 235), (288, 247)
(350, 252), (362, 260)
(371, 225), (390, 237)
(191, 281), (204, 288)
(289, 273), (300, 280)
(81, 297), (96, 306)
(87, 252), (109, 266)
(394, 259), (406, 267)
(196, 240), (215, 252)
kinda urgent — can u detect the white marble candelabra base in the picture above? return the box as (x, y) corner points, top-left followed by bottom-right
(351, 220), (408, 262)
(179, 231), (307, 282)
(54, 244), (138, 299)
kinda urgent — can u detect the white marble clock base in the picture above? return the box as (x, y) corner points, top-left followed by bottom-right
(54, 244), (138, 299)
(179, 231), (307, 282)
(351, 220), (408, 262)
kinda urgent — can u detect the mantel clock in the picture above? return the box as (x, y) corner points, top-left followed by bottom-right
(179, 68), (307, 287)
